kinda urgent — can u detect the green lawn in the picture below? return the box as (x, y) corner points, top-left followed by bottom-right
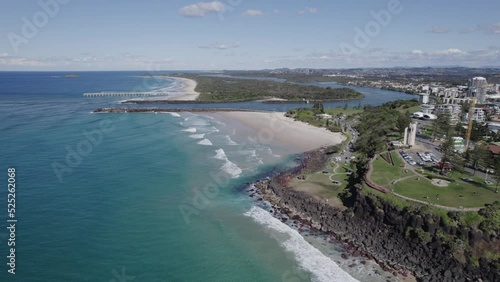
(289, 162), (352, 208)
(371, 152), (413, 186)
(398, 105), (420, 113)
(392, 176), (499, 208)
(324, 107), (363, 117)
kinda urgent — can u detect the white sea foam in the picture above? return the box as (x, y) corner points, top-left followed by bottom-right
(214, 148), (227, 160)
(209, 126), (220, 133)
(224, 135), (238, 145)
(213, 149), (242, 178)
(192, 119), (210, 126)
(221, 161), (242, 178)
(189, 134), (205, 139)
(169, 112), (181, 117)
(197, 139), (212, 146)
(244, 206), (358, 282)
(182, 127), (197, 133)
(261, 147), (281, 158)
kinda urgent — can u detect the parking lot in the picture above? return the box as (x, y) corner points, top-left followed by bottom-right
(398, 148), (442, 168)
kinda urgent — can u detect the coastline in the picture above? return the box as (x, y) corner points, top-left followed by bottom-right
(248, 148), (418, 281)
(169, 77), (199, 100)
(152, 76), (199, 100)
(94, 108), (346, 155)
(248, 146), (498, 281)
(207, 111), (346, 155)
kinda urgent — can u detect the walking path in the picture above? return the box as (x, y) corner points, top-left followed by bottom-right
(365, 151), (482, 212)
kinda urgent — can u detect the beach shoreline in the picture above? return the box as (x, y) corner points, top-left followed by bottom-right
(148, 76), (199, 100)
(168, 77), (199, 101)
(207, 111), (346, 155)
(94, 107), (346, 154)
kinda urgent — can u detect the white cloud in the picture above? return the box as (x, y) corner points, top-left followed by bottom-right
(0, 53), (10, 57)
(299, 7), (318, 15)
(0, 53), (183, 70)
(306, 7), (319, 14)
(427, 26), (450, 33)
(263, 46), (500, 69)
(243, 9), (263, 17)
(478, 22), (500, 34)
(433, 48), (467, 55)
(273, 9), (280, 14)
(198, 42), (240, 50)
(179, 1), (225, 18)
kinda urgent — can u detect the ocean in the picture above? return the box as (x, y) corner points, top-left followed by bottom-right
(0, 71), (416, 281)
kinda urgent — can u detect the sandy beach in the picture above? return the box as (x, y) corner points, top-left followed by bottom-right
(165, 77), (199, 101)
(209, 111), (345, 154)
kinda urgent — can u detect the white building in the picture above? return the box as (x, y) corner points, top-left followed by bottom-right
(452, 137), (465, 152)
(420, 104), (435, 114)
(469, 77), (488, 90)
(435, 104), (462, 125)
(488, 122), (500, 132)
(404, 122), (417, 146)
(468, 77), (488, 100)
(412, 112), (424, 118)
(421, 93), (430, 104)
(465, 108), (486, 123)
(423, 113), (437, 120)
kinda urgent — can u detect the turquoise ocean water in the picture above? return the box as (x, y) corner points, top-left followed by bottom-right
(0, 72), (416, 281)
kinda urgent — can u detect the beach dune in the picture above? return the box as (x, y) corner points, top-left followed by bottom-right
(211, 111), (345, 154)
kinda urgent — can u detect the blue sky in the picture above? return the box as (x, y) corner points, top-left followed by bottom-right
(0, 0), (499, 70)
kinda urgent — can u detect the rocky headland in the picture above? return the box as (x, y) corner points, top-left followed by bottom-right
(251, 148), (500, 282)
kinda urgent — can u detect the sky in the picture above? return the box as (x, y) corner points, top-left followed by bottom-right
(0, 0), (499, 71)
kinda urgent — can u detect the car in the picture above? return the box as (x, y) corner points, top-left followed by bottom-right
(484, 180), (493, 185)
(417, 161), (425, 166)
(409, 161), (417, 166)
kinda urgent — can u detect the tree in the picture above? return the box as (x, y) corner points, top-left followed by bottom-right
(431, 111), (451, 141)
(465, 146), (489, 176)
(313, 101), (324, 113)
(461, 101), (470, 117)
(440, 135), (456, 174)
(454, 122), (466, 138)
(470, 122), (489, 144)
(343, 102), (348, 110)
(396, 111), (412, 134)
(491, 155), (500, 193)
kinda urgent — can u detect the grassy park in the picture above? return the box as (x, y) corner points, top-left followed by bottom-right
(324, 107), (364, 117)
(370, 151), (414, 186)
(391, 177), (498, 208)
(369, 152), (499, 208)
(288, 159), (353, 209)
